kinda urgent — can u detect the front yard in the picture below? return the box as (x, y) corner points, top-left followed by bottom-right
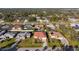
(17, 38), (43, 48)
(48, 39), (63, 47)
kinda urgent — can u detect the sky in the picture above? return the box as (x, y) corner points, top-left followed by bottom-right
(0, 0), (79, 8)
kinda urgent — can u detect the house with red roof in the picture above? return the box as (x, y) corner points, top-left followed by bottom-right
(34, 32), (47, 42)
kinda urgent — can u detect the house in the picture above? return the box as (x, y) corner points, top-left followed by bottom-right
(0, 35), (6, 42)
(49, 31), (62, 39)
(34, 32), (47, 42)
(36, 16), (40, 19)
(4, 32), (16, 38)
(46, 24), (55, 30)
(0, 30), (7, 36)
(1, 25), (10, 30)
(23, 19), (28, 25)
(11, 19), (22, 31)
(0, 19), (4, 24)
(31, 14), (36, 17)
(70, 23), (79, 29)
(36, 17), (49, 23)
(49, 31), (69, 45)
(23, 24), (32, 30)
(15, 32), (26, 41)
(25, 32), (31, 38)
(36, 18), (43, 23)
(34, 24), (44, 31)
(70, 23), (79, 31)
(68, 17), (79, 22)
(43, 18), (49, 23)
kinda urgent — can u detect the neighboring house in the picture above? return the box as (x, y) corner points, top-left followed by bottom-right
(34, 24), (44, 31)
(4, 32), (16, 38)
(46, 24), (56, 30)
(34, 32), (47, 42)
(43, 18), (49, 23)
(36, 17), (49, 23)
(15, 32), (26, 41)
(12, 25), (22, 31)
(1, 25), (10, 30)
(49, 31), (69, 45)
(68, 17), (79, 22)
(70, 23), (79, 29)
(37, 18), (43, 23)
(0, 35), (6, 42)
(23, 19), (28, 25)
(49, 31), (62, 39)
(36, 16), (40, 19)
(0, 30), (7, 35)
(22, 24), (34, 32)
(31, 14), (36, 17)
(11, 19), (22, 31)
(23, 24), (32, 30)
(25, 32), (31, 38)
(0, 19), (4, 24)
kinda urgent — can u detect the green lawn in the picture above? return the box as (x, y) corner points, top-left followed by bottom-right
(0, 38), (16, 48)
(69, 40), (79, 46)
(48, 39), (63, 47)
(17, 38), (42, 48)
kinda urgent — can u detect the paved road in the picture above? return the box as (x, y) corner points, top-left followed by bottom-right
(17, 47), (63, 51)
(17, 48), (43, 51)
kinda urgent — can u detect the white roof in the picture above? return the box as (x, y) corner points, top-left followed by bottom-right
(70, 23), (79, 27)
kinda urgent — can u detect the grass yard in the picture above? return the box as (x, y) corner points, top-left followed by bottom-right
(17, 38), (42, 48)
(69, 40), (79, 46)
(48, 39), (63, 47)
(0, 38), (16, 48)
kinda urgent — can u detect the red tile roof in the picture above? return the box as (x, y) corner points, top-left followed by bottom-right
(34, 32), (46, 39)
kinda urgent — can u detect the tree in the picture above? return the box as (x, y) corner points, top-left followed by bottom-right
(50, 15), (58, 22)
(4, 13), (14, 22)
(29, 17), (36, 22)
